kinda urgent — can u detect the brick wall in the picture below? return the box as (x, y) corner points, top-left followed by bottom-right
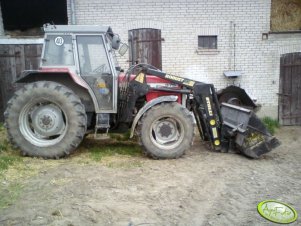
(67, 0), (301, 118)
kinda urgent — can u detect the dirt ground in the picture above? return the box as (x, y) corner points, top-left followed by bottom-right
(0, 126), (300, 226)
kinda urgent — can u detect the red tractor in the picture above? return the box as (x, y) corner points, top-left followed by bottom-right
(4, 24), (279, 159)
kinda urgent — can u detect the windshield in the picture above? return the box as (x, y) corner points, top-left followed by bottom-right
(42, 35), (75, 66)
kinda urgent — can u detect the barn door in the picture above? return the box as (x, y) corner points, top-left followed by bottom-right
(128, 28), (163, 69)
(279, 52), (301, 125)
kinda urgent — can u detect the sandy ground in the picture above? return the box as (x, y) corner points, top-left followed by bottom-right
(0, 126), (300, 226)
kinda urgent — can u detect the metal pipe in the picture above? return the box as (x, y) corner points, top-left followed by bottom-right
(70, 0), (76, 25)
(0, 3), (5, 36)
(233, 23), (236, 71)
(129, 31), (135, 66)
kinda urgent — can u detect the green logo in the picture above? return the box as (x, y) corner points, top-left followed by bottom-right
(258, 200), (298, 224)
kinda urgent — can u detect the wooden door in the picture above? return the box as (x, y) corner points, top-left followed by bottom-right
(128, 28), (163, 69)
(279, 52), (301, 125)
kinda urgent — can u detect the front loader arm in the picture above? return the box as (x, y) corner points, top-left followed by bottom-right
(143, 67), (280, 158)
(144, 67), (224, 151)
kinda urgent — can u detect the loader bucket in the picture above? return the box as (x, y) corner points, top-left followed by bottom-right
(220, 103), (280, 158)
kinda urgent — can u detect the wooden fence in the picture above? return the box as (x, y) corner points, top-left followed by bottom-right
(0, 40), (43, 122)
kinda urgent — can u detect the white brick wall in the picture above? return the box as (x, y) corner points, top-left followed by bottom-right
(67, 0), (301, 118)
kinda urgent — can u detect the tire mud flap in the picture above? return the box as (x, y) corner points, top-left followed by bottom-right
(220, 103), (280, 158)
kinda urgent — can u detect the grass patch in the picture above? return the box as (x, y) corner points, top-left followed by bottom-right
(89, 142), (142, 161)
(262, 116), (280, 135)
(0, 139), (9, 153)
(0, 156), (22, 173)
(0, 126), (25, 209)
(109, 131), (131, 141)
(103, 155), (143, 169)
(0, 126), (23, 175)
(0, 183), (23, 209)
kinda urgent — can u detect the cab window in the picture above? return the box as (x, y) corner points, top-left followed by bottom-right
(76, 36), (112, 75)
(42, 35), (74, 66)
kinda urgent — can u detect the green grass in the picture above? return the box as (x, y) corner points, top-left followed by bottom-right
(0, 139), (9, 153)
(0, 183), (23, 209)
(89, 142), (142, 161)
(0, 125), (22, 174)
(261, 116), (280, 135)
(0, 124), (24, 209)
(109, 131), (131, 141)
(0, 156), (22, 173)
(0, 123), (4, 132)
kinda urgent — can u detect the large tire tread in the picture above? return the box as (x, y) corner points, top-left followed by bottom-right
(138, 102), (194, 159)
(4, 81), (87, 159)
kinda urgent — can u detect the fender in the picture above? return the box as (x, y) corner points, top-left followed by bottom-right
(15, 69), (98, 112)
(130, 95), (178, 138)
(15, 68), (89, 89)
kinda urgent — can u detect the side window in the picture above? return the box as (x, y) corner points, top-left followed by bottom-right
(42, 35), (74, 66)
(76, 36), (111, 75)
(198, 35), (217, 49)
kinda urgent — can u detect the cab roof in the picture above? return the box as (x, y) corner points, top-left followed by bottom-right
(43, 24), (113, 34)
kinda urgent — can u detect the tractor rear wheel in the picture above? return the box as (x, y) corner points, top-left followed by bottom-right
(4, 81), (87, 159)
(139, 102), (194, 159)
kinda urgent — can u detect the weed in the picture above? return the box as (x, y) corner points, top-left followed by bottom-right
(262, 116), (280, 135)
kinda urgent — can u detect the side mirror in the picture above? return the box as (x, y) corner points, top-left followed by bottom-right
(118, 43), (128, 56)
(112, 35), (121, 50)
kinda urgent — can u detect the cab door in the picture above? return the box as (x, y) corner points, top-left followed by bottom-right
(76, 35), (116, 112)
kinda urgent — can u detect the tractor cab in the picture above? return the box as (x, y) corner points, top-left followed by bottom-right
(41, 24), (126, 113)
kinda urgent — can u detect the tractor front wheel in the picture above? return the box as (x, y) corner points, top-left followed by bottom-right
(139, 102), (194, 159)
(4, 81), (87, 159)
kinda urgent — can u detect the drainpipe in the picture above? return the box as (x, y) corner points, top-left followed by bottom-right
(69, 0), (77, 25)
(0, 3), (5, 36)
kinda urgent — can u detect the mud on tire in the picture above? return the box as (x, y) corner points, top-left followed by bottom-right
(4, 81), (87, 159)
(139, 102), (194, 159)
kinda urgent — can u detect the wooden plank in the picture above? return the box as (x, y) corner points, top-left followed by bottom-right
(0, 45), (10, 122)
(15, 45), (25, 80)
(279, 52), (301, 125)
(0, 87), (3, 122)
(129, 28), (162, 70)
(0, 44), (42, 122)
